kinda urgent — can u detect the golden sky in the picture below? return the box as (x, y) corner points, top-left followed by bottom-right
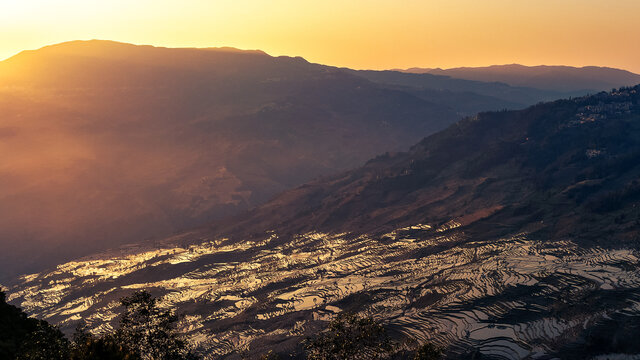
(1, 0), (639, 72)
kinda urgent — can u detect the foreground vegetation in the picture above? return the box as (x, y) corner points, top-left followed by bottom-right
(1, 289), (441, 360)
(303, 312), (442, 360)
(1, 290), (199, 360)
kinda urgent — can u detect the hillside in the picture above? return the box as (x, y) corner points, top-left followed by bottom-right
(0, 40), (463, 279)
(215, 86), (640, 246)
(0, 40), (585, 280)
(9, 87), (640, 359)
(400, 64), (640, 93)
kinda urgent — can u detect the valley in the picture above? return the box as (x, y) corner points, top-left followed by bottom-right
(1, 40), (589, 280)
(2, 41), (640, 360)
(8, 223), (640, 359)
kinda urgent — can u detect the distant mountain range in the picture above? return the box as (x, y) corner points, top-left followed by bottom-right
(215, 86), (640, 248)
(9, 86), (640, 359)
(345, 68), (582, 108)
(4, 40), (632, 279)
(0, 40), (458, 279)
(397, 64), (640, 93)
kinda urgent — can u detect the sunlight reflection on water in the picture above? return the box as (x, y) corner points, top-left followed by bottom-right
(9, 224), (640, 359)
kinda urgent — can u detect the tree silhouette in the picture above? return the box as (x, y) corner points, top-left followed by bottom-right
(1, 289), (69, 360)
(70, 322), (139, 360)
(115, 291), (198, 360)
(305, 312), (393, 360)
(413, 342), (442, 360)
(1, 289), (200, 360)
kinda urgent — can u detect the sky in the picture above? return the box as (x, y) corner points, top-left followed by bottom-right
(1, 0), (639, 72)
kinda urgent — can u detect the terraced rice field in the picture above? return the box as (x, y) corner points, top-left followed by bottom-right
(7, 224), (640, 359)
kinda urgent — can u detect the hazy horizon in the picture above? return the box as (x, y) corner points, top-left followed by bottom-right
(1, 0), (639, 73)
(3, 39), (640, 75)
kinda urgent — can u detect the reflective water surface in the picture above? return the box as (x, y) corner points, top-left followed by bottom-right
(8, 224), (640, 359)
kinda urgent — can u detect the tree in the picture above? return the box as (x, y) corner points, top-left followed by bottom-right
(15, 320), (70, 360)
(413, 342), (442, 360)
(115, 291), (198, 360)
(70, 322), (140, 360)
(1, 289), (69, 360)
(305, 312), (393, 360)
(1, 289), (200, 360)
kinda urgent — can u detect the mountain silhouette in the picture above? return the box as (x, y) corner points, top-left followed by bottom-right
(399, 64), (640, 93)
(0, 40), (591, 280)
(346, 68), (581, 107)
(0, 40), (459, 279)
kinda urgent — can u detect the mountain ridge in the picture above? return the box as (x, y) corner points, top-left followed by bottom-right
(397, 64), (640, 93)
(0, 40), (460, 279)
(8, 86), (640, 359)
(212, 85), (640, 248)
(2, 40), (606, 280)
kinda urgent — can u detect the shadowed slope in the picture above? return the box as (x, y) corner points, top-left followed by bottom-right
(0, 40), (459, 279)
(8, 87), (640, 360)
(214, 86), (640, 248)
(0, 41), (611, 280)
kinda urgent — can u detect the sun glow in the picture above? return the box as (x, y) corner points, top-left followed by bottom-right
(1, 0), (639, 72)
